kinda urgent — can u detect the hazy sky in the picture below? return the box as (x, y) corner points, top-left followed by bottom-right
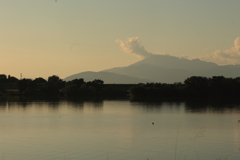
(1, 0), (239, 79)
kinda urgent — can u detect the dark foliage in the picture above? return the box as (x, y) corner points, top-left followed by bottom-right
(129, 76), (240, 99)
(34, 77), (47, 83)
(16, 79), (33, 93)
(1, 74), (240, 100)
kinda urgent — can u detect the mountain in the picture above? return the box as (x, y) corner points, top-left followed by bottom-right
(102, 55), (240, 83)
(102, 63), (192, 83)
(64, 55), (240, 83)
(129, 55), (218, 70)
(63, 71), (153, 84)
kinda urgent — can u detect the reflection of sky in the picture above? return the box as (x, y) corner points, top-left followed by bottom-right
(233, 126), (240, 150)
(0, 100), (240, 159)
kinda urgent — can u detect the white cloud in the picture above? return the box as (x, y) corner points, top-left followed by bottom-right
(115, 37), (153, 58)
(116, 37), (240, 65)
(234, 37), (240, 51)
(200, 37), (240, 65)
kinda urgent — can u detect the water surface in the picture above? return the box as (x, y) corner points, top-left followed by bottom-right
(0, 98), (240, 160)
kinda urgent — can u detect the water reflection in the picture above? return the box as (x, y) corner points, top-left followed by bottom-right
(130, 98), (240, 114)
(130, 101), (186, 113)
(0, 97), (239, 160)
(185, 98), (240, 113)
(1, 97), (240, 114)
(0, 97), (104, 112)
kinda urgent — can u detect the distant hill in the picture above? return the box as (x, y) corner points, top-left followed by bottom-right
(129, 55), (218, 70)
(103, 55), (240, 83)
(64, 55), (240, 83)
(63, 71), (153, 84)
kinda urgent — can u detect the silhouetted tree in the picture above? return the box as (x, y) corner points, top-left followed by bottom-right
(22, 81), (38, 96)
(41, 83), (59, 96)
(34, 77), (47, 83)
(129, 85), (147, 98)
(92, 79), (104, 85)
(63, 79), (84, 96)
(48, 75), (60, 83)
(16, 79), (32, 93)
(0, 74), (7, 83)
(0, 86), (6, 94)
(184, 76), (209, 97)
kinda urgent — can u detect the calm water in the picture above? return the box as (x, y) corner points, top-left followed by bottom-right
(0, 98), (240, 160)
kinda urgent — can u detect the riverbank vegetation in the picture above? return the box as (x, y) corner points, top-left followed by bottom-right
(129, 76), (240, 100)
(1, 74), (240, 100)
(0, 74), (135, 97)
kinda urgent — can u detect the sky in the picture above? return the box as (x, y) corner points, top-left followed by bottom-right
(1, 0), (240, 79)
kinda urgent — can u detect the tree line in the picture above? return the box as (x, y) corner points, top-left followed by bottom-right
(129, 76), (240, 100)
(0, 75), (130, 97)
(1, 75), (240, 100)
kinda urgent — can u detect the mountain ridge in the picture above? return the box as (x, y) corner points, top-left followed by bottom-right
(64, 55), (240, 83)
(64, 71), (153, 84)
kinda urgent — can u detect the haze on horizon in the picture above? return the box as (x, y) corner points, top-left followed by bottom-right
(1, 0), (239, 79)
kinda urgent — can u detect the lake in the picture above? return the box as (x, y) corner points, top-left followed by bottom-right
(0, 97), (240, 160)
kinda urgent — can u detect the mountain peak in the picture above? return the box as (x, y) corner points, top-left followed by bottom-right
(65, 54), (240, 84)
(130, 54), (218, 70)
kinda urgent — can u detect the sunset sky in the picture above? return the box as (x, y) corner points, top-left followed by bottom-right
(1, 0), (239, 79)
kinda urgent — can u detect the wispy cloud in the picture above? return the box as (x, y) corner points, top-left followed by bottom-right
(115, 37), (153, 58)
(200, 37), (240, 65)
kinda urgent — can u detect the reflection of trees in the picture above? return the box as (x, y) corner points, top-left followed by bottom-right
(0, 101), (7, 109)
(66, 97), (104, 109)
(130, 99), (185, 113)
(65, 100), (84, 108)
(185, 98), (240, 113)
(130, 98), (240, 113)
(85, 100), (104, 108)
(0, 97), (103, 111)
